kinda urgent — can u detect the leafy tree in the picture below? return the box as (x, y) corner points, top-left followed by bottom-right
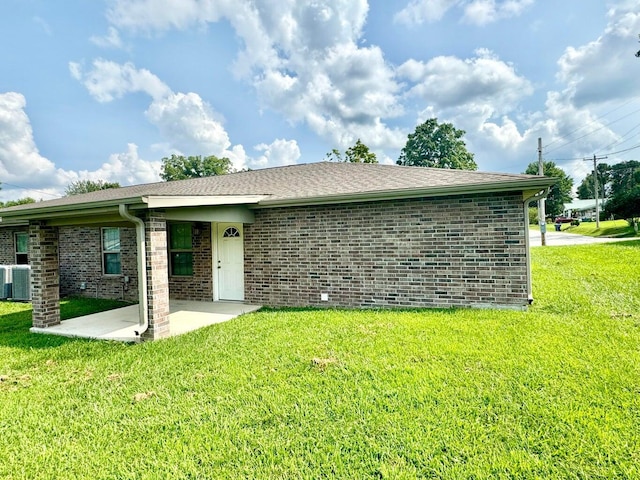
(397, 118), (477, 170)
(609, 160), (640, 197)
(603, 160), (640, 232)
(325, 139), (378, 164)
(577, 163), (611, 199)
(65, 180), (121, 196)
(0, 197), (36, 208)
(604, 185), (640, 232)
(160, 154), (233, 181)
(524, 161), (574, 218)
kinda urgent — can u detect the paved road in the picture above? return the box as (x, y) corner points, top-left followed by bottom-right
(529, 229), (640, 246)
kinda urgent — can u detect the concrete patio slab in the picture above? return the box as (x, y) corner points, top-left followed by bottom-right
(30, 300), (261, 342)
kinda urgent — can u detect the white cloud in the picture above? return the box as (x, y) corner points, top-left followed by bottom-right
(104, 0), (402, 152)
(394, 0), (461, 25)
(90, 26), (125, 49)
(0, 92), (73, 198)
(556, 7), (640, 106)
(394, 0), (533, 26)
(398, 49), (533, 119)
(82, 143), (162, 185)
(146, 92), (232, 157)
(70, 60), (243, 163)
(462, 0), (533, 26)
(69, 59), (171, 102)
(251, 139), (301, 168)
(0, 92), (162, 201)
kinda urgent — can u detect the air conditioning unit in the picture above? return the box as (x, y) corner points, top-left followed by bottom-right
(11, 265), (31, 301)
(0, 266), (10, 300)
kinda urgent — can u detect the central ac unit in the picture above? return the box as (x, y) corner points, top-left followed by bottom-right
(11, 265), (31, 301)
(0, 266), (10, 300)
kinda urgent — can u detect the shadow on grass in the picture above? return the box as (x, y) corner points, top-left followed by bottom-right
(594, 240), (640, 248)
(0, 297), (132, 350)
(0, 308), (82, 349)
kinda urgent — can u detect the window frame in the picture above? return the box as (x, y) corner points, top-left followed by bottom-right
(101, 227), (122, 276)
(15, 232), (29, 265)
(168, 223), (194, 276)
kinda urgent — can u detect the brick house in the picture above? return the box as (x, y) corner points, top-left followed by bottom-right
(0, 162), (553, 341)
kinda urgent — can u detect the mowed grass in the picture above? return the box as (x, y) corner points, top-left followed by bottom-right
(562, 219), (638, 237)
(1, 244), (639, 479)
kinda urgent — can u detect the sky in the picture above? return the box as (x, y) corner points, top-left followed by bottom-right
(1, 0), (640, 202)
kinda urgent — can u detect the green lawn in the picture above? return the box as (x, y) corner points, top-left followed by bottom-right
(1, 244), (639, 479)
(561, 219), (639, 237)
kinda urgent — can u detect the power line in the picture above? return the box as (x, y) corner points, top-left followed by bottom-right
(543, 98), (639, 152)
(547, 143), (640, 162)
(0, 182), (61, 199)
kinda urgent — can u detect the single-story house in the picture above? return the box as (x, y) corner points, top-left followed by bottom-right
(562, 198), (605, 220)
(0, 162), (553, 341)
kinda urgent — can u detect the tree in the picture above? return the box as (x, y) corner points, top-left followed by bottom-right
(609, 160), (640, 197)
(397, 118), (477, 170)
(325, 139), (378, 164)
(604, 185), (640, 232)
(577, 163), (610, 199)
(160, 154), (233, 181)
(524, 161), (573, 218)
(0, 197), (36, 208)
(65, 180), (120, 196)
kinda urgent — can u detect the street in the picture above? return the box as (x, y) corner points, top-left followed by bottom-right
(528, 228), (640, 246)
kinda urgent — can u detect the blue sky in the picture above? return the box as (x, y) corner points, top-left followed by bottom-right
(1, 0), (640, 202)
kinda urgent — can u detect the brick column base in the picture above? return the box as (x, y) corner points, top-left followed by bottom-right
(29, 221), (60, 328)
(141, 210), (170, 341)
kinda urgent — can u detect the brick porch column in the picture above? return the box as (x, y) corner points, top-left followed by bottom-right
(141, 210), (170, 341)
(29, 221), (60, 328)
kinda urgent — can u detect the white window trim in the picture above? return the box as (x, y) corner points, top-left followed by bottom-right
(101, 227), (122, 276)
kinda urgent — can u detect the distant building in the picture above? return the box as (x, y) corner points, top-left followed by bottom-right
(563, 198), (606, 220)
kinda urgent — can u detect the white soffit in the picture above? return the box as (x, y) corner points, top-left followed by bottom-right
(142, 195), (270, 208)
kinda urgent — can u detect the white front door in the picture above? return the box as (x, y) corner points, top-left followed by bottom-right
(216, 223), (245, 301)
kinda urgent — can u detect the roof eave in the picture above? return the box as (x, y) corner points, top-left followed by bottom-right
(0, 197), (147, 222)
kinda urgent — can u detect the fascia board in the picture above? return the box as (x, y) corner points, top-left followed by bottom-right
(0, 197), (145, 221)
(142, 195), (269, 208)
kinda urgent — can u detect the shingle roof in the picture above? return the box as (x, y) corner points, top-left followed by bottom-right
(0, 161), (554, 217)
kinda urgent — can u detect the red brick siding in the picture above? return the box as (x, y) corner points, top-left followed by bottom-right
(244, 193), (528, 309)
(58, 226), (139, 302)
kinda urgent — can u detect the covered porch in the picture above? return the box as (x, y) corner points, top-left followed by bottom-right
(30, 300), (261, 342)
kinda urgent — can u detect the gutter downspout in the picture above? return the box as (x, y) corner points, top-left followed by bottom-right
(118, 204), (148, 339)
(523, 188), (550, 305)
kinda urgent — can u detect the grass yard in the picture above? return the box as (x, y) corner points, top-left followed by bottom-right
(562, 219), (638, 238)
(1, 244), (639, 479)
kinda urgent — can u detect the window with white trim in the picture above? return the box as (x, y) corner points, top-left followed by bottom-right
(102, 227), (121, 275)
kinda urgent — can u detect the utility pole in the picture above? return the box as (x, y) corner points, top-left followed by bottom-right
(538, 138), (546, 246)
(584, 154), (607, 229)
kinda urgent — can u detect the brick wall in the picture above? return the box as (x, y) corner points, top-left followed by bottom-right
(244, 193), (528, 309)
(168, 222), (213, 301)
(58, 226), (139, 302)
(0, 227), (26, 264)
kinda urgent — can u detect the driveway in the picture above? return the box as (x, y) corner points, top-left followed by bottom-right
(529, 229), (640, 246)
